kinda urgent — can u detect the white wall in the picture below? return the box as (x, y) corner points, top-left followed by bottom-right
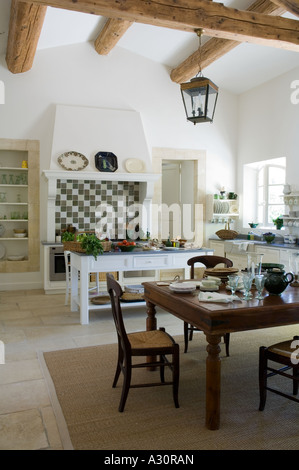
(0, 41), (238, 289)
(237, 66), (299, 232)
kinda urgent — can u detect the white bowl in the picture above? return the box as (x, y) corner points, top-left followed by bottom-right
(14, 233), (26, 238)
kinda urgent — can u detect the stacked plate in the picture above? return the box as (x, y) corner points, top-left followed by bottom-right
(213, 201), (230, 214)
(169, 282), (197, 293)
(124, 285), (144, 294)
(204, 267), (239, 282)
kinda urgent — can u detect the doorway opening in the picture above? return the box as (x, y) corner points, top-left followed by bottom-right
(151, 147), (206, 246)
(162, 160), (195, 240)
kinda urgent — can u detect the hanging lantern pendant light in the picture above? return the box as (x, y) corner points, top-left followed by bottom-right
(180, 29), (219, 124)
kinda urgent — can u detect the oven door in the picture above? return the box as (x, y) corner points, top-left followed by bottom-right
(49, 246), (66, 281)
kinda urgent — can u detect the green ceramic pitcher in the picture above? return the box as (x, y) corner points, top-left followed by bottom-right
(264, 269), (294, 295)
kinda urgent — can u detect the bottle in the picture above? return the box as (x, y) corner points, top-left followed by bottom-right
(247, 231), (254, 240)
(165, 235), (172, 247)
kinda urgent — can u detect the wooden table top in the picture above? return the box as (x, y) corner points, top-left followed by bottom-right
(143, 282), (299, 336)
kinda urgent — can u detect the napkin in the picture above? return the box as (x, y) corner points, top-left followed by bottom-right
(198, 291), (241, 303)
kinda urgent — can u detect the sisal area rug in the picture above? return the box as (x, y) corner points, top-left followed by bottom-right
(40, 326), (299, 450)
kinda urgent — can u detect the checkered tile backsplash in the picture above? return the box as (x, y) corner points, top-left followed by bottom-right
(55, 179), (140, 237)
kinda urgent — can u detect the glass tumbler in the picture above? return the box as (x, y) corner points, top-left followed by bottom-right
(227, 275), (240, 296)
(255, 274), (266, 300)
(242, 273), (253, 300)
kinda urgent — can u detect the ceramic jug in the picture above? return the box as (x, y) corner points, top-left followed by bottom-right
(264, 269), (294, 295)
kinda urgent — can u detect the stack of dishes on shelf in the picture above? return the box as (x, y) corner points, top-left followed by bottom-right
(122, 284), (145, 302)
(213, 201), (230, 213)
(13, 229), (27, 238)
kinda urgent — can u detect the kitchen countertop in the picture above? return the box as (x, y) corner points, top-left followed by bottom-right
(70, 247), (211, 256)
(209, 237), (299, 250)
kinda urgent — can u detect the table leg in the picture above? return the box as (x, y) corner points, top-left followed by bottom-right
(146, 300), (157, 331)
(205, 334), (222, 430)
(80, 268), (90, 325)
(145, 300), (157, 368)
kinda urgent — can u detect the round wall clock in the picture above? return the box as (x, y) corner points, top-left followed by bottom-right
(57, 151), (89, 171)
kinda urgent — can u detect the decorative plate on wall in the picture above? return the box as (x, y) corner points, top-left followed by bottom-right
(57, 151), (89, 171)
(125, 158), (145, 173)
(95, 152), (118, 172)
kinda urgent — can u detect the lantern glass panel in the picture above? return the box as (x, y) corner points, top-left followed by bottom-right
(206, 86), (218, 120)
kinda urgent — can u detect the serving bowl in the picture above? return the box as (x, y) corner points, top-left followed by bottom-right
(118, 245), (136, 252)
(263, 233), (275, 244)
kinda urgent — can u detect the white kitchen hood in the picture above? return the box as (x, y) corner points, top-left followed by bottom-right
(49, 105), (152, 173)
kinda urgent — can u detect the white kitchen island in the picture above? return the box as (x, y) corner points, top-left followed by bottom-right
(70, 248), (212, 324)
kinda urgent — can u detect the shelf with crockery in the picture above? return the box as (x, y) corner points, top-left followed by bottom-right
(282, 192), (299, 228)
(212, 198), (239, 219)
(0, 138), (39, 273)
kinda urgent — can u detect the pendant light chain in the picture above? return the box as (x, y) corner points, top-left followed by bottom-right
(196, 28), (204, 78)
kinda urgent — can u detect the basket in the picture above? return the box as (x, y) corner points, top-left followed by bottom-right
(215, 229), (238, 240)
(101, 240), (112, 252)
(63, 238), (112, 252)
(62, 241), (86, 252)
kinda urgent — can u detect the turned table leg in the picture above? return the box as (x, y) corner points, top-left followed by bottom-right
(146, 300), (157, 332)
(145, 300), (157, 368)
(205, 334), (222, 430)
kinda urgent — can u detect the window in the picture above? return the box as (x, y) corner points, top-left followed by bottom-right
(243, 157), (286, 229)
(257, 164), (285, 226)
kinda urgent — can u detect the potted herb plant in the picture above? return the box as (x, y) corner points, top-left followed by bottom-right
(273, 217), (283, 230)
(80, 234), (103, 260)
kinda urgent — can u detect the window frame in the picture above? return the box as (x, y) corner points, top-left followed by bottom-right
(257, 163), (285, 228)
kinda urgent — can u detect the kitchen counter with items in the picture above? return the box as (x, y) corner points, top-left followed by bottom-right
(70, 247), (212, 324)
(209, 236), (299, 271)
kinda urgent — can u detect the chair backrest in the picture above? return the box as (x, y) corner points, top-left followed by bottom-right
(187, 255), (233, 279)
(106, 273), (130, 352)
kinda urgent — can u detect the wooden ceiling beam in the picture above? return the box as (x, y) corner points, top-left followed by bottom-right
(22, 0), (299, 51)
(94, 18), (133, 55)
(270, 0), (299, 17)
(171, 0), (286, 83)
(6, 0), (47, 74)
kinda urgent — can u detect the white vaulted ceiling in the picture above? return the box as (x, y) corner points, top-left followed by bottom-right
(1, 0), (299, 94)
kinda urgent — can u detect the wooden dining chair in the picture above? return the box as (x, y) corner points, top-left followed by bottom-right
(106, 273), (180, 412)
(259, 335), (299, 410)
(184, 255), (233, 356)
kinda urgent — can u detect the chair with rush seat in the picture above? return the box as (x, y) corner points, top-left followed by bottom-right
(106, 273), (180, 412)
(184, 255), (233, 355)
(259, 335), (299, 410)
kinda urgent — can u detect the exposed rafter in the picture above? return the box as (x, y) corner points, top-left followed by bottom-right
(171, 0), (286, 84)
(270, 0), (299, 16)
(94, 18), (133, 55)
(6, 0), (47, 74)
(19, 0), (299, 50)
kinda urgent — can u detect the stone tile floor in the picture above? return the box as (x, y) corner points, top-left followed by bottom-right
(0, 289), (183, 450)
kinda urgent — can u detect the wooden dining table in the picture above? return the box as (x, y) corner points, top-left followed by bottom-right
(143, 281), (299, 430)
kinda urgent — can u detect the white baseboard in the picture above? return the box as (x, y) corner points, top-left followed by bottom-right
(0, 281), (43, 291)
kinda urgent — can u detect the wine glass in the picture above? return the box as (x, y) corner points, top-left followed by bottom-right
(242, 273), (253, 300)
(255, 274), (266, 300)
(227, 275), (240, 296)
